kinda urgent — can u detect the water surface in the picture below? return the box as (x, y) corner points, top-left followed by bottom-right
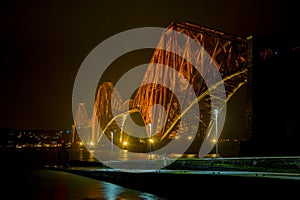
(2, 168), (165, 200)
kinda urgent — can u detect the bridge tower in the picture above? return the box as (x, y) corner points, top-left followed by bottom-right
(73, 102), (91, 144)
(239, 34), (300, 156)
(132, 22), (250, 153)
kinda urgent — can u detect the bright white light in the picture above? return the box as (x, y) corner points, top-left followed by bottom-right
(213, 109), (218, 115)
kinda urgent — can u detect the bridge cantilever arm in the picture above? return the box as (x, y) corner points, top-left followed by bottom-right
(96, 108), (145, 143)
(160, 68), (248, 141)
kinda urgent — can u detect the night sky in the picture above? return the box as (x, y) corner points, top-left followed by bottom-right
(1, 0), (298, 130)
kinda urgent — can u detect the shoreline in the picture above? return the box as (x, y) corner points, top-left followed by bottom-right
(2, 148), (300, 198)
(43, 164), (300, 199)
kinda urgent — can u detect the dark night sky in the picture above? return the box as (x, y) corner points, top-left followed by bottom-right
(0, 0), (298, 130)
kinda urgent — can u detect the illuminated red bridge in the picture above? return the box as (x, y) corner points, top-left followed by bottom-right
(73, 21), (251, 158)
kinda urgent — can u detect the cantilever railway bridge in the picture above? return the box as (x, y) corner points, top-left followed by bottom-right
(73, 21), (251, 154)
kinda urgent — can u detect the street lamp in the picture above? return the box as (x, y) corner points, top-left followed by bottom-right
(148, 123), (152, 159)
(110, 131), (114, 152)
(213, 109), (219, 158)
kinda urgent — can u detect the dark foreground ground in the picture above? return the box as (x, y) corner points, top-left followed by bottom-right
(46, 165), (300, 199)
(1, 147), (300, 199)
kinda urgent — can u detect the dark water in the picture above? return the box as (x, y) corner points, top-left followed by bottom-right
(2, 168), (165, 200)
(0, 148), (165, 200)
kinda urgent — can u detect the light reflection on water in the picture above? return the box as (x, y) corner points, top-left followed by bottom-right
(4, 168), (165, 200)
(69, 147), (186, 162)
(101, 181), (164, 200)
